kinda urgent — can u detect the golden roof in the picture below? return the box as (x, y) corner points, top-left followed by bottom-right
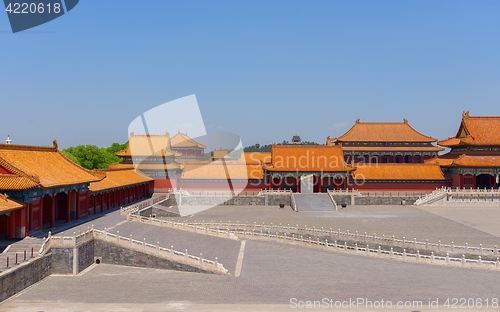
(212, 149), (229, 159)
(0, 174), (39, 190)
(328, 119), (437, 144)
(264, 145), (353, 172)
(352, 163), (446, 181)
(171, 131), (206, 149)
(341, 146), (443, 152)
(426, 154), (500, 168)
(0, 141), (102, 189)
(243, 152), (272, 164)
(115, 133), (177, 157)
(438, 111), (500, 147)
(0, 193), (24, 213)
(89, 168), (153, 192)
(181, 162), (263, 180)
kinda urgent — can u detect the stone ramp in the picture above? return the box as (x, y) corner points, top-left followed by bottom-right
(293, 193), (336, 212)
(0, 236), (44, 266)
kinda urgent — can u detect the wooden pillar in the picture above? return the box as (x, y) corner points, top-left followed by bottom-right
(8, 208), (16, 238)
(268, 176), (273, 190)
(85, 192), (89, 215)
(50, 194), (55, 229)
(473, 174), (477, 189)
(494, 174), (497, 189)
(107, 192), (111, 210)
(25, 205), (29, 237)
(66, 191), (71, 223)
(75, 190), (80, 220)
(38, 197), (43, 230)
(92, 195), (96, 215)
(295, 176), (300, 193)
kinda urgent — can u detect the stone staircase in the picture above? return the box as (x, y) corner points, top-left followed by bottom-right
(293, 193), (337, 212)
(0, 237), (44, 268)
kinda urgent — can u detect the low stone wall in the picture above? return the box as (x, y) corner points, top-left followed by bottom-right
(175, 193), (291, 207)
(0, 253), (52, 302)
(51, 247), (73, 274)
(94, 240), (211, 273)
(78, 240), (94, 273)
(331, 194), (418, 206)
(140, 206), (180, 218)
(355, 196), (418, 205)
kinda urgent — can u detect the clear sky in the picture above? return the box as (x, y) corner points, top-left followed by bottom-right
(1, 1), (500, 149)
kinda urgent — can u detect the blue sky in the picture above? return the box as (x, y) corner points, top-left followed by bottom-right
(1, 1), (500, 149)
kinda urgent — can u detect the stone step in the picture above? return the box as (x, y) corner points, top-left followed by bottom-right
(293, 193), (335, 211)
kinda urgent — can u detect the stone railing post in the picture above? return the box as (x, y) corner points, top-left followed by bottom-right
(446, 253), (450, 265)
(129, 234), (133, 246)
(416, 250), (420, 261)
(390, 247), (393, 258)
(451, 242), (454, 253)
(402, 237), (405, 248)
(425, 239), (428, 250)
(438, 240), (441, 252)
(116, 231), (119, 243)
(199, 253), (203, 267)
(185, 249), (188, 262)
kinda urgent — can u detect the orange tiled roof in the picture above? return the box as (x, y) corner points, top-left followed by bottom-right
(328, 119), (437, 144)
(264, 145), (353, 172)
(89, 168), (153, 192)
(243, 152), (272, 164)
(116, 133), (177, 157)
(0, 193), (24, 213)
(352, 164), (446, 181)
(171, 131), (206, 149)
(212, 149), (229, 159)
(135, 163), (182, 171)
(181, 161), (263, 180)
(0, 141), (102, 189)
(0, 174), (39, 190)
(428, 153), (500, 168)
(438, 111), (500, 147)
(341, 146), (443, 152)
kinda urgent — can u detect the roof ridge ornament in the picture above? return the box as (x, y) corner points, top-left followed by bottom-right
(355, 118), (361, 124)
(403, 118), (408, 124)
(463, 110), (470, 118)
(5, 135), (11, 144)
(52, 140), (58, 150)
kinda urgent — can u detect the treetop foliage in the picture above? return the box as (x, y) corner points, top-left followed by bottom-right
(62, 142), (127, 170)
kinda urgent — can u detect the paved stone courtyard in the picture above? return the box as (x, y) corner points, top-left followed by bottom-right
(2, 203), (500, 311)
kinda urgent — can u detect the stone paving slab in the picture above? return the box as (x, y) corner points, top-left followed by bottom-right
(418, 205), (500, 238)
(181, 205), (500, 246)
(111, 221), (242, 274)
(6, 241), (500, 307)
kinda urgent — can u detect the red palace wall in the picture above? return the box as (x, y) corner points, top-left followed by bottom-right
(153, 178), (176, 191)
(349, 181), (451, 191)
(179, 181), (267, 192)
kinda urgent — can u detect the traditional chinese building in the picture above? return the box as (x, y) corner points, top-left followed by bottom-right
(171, 131), (206, 160)
(115, 133), (182, 191)
(0, 141), (102, 238)
(263, 144), (354, 192)
(88, 166), (154, 213)
(327, 119), (443, 164)
(349, 163), (450, 191)
(428, 111), (500, 189)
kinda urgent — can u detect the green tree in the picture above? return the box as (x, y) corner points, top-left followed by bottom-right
(62, 142), (126, 169)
